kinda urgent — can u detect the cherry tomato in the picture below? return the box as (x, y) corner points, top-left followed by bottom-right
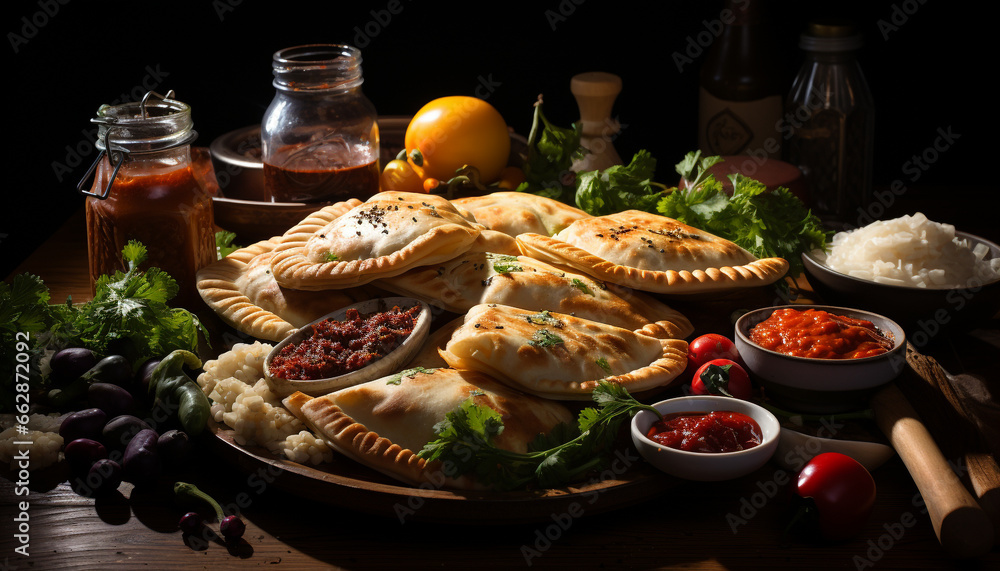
(793, 452), (876, 542)
(422, 177), (441, 192)
(405, 96), (511, 184)
(496, 165), (526, 190)
(691, 359), (753, 400)
(380, 158), (424, 193)
(688, 333), (742, 369)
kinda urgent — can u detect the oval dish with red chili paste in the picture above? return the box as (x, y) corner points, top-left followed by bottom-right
(264, 297), (432, 397)
(269, 304), (422, 380)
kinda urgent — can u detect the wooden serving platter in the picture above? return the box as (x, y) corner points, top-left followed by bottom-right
(207, 418), (678, 525)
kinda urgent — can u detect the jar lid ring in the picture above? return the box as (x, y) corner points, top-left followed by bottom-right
(77, 90), (198, 199)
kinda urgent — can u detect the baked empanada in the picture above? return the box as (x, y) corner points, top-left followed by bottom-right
(515, 210), (789, 294)
(376, 252), (693, 339)
(269, 192), (484, 290)
(439, 304), (688, 400)
(452, 191), (590, 237)
(282, 367), (573, 489)
(196, 237), (379, 342)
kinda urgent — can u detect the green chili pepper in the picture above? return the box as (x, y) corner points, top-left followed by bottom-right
(149, 350), (209, 436)
(175, 383), (210, 436)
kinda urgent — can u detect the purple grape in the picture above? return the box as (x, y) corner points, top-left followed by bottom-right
(220, 515), (246, 540)
(179, 511), (203, 534)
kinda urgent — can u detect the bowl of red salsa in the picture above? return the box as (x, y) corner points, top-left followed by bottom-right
(630, 396), (780, 481)
(734, 305), (906, 414)
(264, 297), (432, 397)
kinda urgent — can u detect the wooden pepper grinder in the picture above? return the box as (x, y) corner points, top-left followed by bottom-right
(570, 71), (624, 172)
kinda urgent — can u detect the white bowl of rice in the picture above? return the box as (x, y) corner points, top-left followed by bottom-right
(802, 213), (1000, 336)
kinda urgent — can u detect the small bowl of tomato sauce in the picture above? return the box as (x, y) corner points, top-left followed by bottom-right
(264, 297), (432, 397)
(630, 396), (780, 481)
(734, 305), (906, 414)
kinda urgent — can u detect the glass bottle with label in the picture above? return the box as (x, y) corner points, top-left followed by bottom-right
(79, 91), (216, 310)
(783, 21), (874, 224)
(698, 0), (784, 159)
(261, 44), (380, 203)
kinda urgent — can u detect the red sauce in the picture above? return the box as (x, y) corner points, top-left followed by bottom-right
(269, 305), (420, 380)
(749, 308), (893, 360)
(263, 141), (379, 203)
(646, 411), (762, 453)
(85, 154), (216, 310)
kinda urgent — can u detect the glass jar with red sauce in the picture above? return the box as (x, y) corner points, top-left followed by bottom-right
(79, 91), (216, 310)
(261, 44), (380, 203)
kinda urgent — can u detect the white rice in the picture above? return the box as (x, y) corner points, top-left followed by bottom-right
(197, 342), (333, 465)
(822, 213), (1000, 289)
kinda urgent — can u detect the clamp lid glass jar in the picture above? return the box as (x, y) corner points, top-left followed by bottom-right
(78, 90), (216, 309)
(261, 44), (380, 203)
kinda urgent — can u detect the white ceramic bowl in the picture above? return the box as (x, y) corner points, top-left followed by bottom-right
(734, 305), (906, 414)
(630, 396), (780, 481)
(264, 297), (431, 397)
(801, 231), (1000, 336)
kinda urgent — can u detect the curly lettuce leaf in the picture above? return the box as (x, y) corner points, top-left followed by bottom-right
(657, 153), (831, 279)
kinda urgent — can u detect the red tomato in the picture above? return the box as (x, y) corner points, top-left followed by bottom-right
(688, 333), (742, 369)
(691, 359), (753, 400)
(794, 452), (876, 542)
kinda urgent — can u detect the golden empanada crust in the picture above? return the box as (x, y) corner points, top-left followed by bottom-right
(283, 367), (573, 489)
(439, 304), (689, 400)
(376, 252), (693, 339)
(452, 191), (590, 237)
(269, 192), (484, 290)
(196, 236), (379, 342)
(515, 210), (789, 294)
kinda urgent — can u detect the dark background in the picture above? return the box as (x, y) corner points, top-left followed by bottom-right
(2, 0), (989, 279)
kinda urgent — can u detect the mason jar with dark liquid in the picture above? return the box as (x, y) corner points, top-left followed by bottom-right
(261, 44), (380, 203)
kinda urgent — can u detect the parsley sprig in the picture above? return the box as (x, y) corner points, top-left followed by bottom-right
(417, 381), (660, 491)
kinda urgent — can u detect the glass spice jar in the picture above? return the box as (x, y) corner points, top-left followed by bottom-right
(261, 44), (380, 203)
(78, 90), (216, 310)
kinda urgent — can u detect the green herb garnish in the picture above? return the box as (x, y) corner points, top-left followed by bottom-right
(525, 310), (562, 327)
(324, 252), (340, 262)
(491, 254), (522, 274)
(418, 381), (660, 490)
(215, 230), (242, 259)
(386, 366), (436, 385)
(596, 357), (612, 374)
(570, 278), (593, 296)
(528, 329), (563, 348)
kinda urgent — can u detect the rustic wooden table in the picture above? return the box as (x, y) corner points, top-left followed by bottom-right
(3, 208), (999, 570)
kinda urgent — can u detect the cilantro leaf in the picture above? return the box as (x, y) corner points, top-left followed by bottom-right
(417, 381), (659, 491)
(215, 231), (242, 259)
(67, 240), (207, 360)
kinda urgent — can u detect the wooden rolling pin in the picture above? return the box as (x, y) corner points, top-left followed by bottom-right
(872, 383), (995, 558)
